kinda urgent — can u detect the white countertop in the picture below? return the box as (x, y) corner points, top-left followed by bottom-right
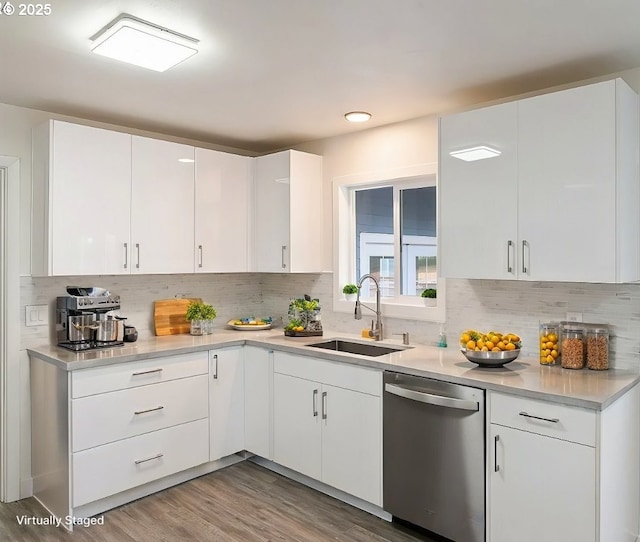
(27, 329), (640, 410)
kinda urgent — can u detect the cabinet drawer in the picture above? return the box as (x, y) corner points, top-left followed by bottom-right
(274, 352), (381, 396)
(72, 418), (209, 507)
(71, 351), (209, 398)
(72, 375), (208, 452)
(490, 392), (596, 446)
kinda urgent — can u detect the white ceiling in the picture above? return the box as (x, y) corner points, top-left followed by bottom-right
(2, 0), (640, 152)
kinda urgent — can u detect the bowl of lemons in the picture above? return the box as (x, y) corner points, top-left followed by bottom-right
(460, 330), (522, 367)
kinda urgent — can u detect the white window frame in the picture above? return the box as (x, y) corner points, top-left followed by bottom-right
(332, 162), (445, 323)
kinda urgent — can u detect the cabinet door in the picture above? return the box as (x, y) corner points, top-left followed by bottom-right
(254, 151), (290, 272)
(50, 121), (132, 275)
(244, 346), (272, 459)
(209, 347), (245, 462)
(489, 424), (595, 542)
(273, 373), (321, 480)
(439, 102), (518, 279)
(321, 384), (381, 506)
(518, 81), (616, 282)
(131, 136), (195, 274)
(289, 150), (323, 273)
(195, 148), (252, 272)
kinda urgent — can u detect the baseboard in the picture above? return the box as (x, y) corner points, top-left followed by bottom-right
(249, 456), (391, 522)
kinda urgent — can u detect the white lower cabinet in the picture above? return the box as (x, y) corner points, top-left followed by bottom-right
(273, 351), (382, 506)
(209, 347), (245, 461)
(489, 424), (595, 542)
(488, 389), (640, 542)
(244, 346), (273, 459)
(73, 418), (209, 507)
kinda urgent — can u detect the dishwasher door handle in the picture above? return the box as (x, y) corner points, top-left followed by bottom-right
(385, 383), (479, 411)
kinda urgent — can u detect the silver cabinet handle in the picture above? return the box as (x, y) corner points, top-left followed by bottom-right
(212, 353), (218, 379)
(135, 243), (140, 269)
(385, 383), (479, 411)
(321, 391), (328, 420)
(507, 240), (513, 273)
(123, 242), (128, 269)
(198, 244), (203, 268)
(132, 368), (163, 376)
(281, 245), (287, 269)
(134, 405), (164, 415)
(134, 453), (163, 465)
(519, 411), (559, 423)
(521, 240), (528, 274)
(312, 389), (318, 417)
(494, 435), (500, 472)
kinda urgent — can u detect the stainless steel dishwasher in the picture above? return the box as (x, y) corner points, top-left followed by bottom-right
(383, 371), (485, 542)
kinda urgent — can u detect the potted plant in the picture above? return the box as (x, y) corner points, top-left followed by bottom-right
(185, 301), (217, 335)
(421, 288), (437, 307)
(342, 283), (358, 301)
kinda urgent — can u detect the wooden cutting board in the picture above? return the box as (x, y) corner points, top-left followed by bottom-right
(154, 298), (202, 336)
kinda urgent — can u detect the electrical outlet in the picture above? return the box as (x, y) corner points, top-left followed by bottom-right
(566, 312), (583, 322)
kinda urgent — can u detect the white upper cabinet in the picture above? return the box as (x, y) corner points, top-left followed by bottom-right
(131, 136), (195, 274)
(254, 150), (323, 273)
(195, 148), (252, 272)
(440, 78), (639, 283)
(32, 120), (132, 276)
(439, 102), (518, 280)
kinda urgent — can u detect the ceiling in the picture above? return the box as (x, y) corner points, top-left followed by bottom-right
(2, 0), (640, 152)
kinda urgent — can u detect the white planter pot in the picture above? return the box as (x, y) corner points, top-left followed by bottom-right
(344, 293), (357, 302)
(422, 297), (436, 307)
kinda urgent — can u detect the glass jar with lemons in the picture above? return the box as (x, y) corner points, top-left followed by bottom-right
(539, 323), (560, 365)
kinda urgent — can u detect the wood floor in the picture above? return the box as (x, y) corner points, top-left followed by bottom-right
(0, 461), (439, 541)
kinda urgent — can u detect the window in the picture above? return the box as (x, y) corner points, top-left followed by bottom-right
(333, 163), (444, 322)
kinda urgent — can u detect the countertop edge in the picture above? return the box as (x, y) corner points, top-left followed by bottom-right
(27, 332), (640, 411)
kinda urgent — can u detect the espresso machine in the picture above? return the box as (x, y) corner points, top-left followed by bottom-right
(56, 293), (126, 351)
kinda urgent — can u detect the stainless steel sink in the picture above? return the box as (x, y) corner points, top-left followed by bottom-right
(306, 339), (406, 357)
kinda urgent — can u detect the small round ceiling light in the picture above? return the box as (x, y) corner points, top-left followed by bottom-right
(344, 111), (372, 123)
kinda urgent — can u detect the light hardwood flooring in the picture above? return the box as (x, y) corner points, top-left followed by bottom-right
(0, 461), (439, 541)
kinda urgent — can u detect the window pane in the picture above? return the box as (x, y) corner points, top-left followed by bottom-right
(355, 187), (393, 297)
(400, 186), (437, 295)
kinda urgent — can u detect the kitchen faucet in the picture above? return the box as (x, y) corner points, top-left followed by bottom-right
(354, 274), (383, 340)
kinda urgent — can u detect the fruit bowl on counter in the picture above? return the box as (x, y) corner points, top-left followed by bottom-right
(227, 317), (272, 331)
(460, 329), (522, 367)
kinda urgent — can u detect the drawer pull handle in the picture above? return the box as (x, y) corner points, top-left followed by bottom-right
(134, 405), (164, 415)
(494, 434), (500, 472)
(519, 411), (559, 423)
(132, 368), (163, 377)
(322, 391), (328, 420)
(134, 453), (164, 465)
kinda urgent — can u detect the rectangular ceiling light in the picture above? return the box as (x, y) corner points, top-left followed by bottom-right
(449, 146), (502, 162)
(91, 15), (199, 72)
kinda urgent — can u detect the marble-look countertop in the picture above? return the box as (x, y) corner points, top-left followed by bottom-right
(27, 329), (640, 410)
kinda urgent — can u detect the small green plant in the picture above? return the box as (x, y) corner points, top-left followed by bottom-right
(342, 284), (358, 295)
(421, 288), (437, 299)
(185, 301), (217, 321)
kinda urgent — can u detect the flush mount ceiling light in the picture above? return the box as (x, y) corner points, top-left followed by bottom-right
(344, 111), (372, 123)
(449, 146), (501, 162)
(90, 14), (199, 72)
(177, 158), (195, 163)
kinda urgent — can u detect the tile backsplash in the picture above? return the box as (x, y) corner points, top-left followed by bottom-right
(21, 273), (640, 371)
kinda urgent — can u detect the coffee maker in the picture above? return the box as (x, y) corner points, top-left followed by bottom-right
(56, 294), (125, 351)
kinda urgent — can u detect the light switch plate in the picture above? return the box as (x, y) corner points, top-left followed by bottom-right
(566, 311), (583, 322)
(26, 304), (49, 327)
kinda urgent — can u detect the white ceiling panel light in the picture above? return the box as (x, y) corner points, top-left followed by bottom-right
(90, 14), (199, 72)
(344, 111), (372, 123)
(449, 145), (501, 162)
